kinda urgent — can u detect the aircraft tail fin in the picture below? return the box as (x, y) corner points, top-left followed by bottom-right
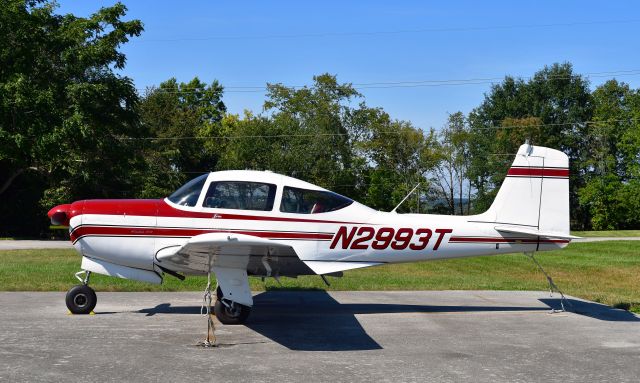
(477, 143), (571, 238)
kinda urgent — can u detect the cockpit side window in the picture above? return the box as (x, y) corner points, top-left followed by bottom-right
(167, 174), (208, 207)
(202, 181), (276, 211)
(280, 186), (353, 214)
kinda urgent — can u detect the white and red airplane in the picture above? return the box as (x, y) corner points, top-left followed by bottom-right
(48, 143), (576, 324)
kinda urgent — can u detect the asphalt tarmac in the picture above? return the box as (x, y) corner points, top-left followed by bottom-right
(0, 290), (638, 382)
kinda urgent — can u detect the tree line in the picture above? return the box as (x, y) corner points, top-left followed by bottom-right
(1, 1), (639, 236)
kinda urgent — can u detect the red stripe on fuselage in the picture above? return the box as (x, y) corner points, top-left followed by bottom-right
(507, 167), (569, 178)
(70, 225), (334, 243)
(78, 199), (363, 224)
(449, 236), (569, 244)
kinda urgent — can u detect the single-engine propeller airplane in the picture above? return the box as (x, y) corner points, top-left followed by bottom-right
(49, 143), (577, 324)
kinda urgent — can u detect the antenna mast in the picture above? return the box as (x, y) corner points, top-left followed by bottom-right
(391, 183), (421, 213)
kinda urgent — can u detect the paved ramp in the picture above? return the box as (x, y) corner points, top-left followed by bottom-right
(0, 291), (637, 382)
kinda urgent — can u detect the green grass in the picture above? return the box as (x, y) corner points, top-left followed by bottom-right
(571, 230), (640, 237)
(1, 242), (638, 313)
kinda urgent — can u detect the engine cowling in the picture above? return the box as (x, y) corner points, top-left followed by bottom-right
(48, 204), (71, 226)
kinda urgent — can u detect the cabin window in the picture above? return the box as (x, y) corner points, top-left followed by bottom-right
(167, 174), (208, 207)
(280, 186), (353, 214)
(202, 181), (276, 211)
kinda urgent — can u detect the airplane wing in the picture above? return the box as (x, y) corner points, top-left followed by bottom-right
(156, 232), (382, 276)
(155, 232), (383, 306)
(494, 225), (581, 240)
(155, 232), (298, 274)
(156, 233), (299, 306)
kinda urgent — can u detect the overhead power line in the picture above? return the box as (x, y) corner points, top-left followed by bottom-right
(139, 19), (640, 42)
(136, 69), (640, 94)
(117, 118), (639, 141)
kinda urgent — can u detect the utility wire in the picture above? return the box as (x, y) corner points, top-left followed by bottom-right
(116, 118), (639, 141)
(136, 69), (640, 93)
(139, 19), (640, 42)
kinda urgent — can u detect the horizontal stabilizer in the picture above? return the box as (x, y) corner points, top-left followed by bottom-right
(302, 260), (383, 275)
(494, 225), (580, 239)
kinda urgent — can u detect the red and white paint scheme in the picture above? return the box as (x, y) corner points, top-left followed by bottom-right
(49, 143), (577, 323)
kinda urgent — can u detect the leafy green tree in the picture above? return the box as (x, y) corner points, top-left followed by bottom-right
(265, 73), (363, 192)
(216, 111), (294, 174)
(219, 74), (366, 199)
(219, 74), (440, 210)
(467, 63), (593, 225)
(359, 111), (439, 212)
(579, 80), (640, 229)
(137, 77), (226, 197)
(430, 112), (472, 215)
(0, 1), (142, 235)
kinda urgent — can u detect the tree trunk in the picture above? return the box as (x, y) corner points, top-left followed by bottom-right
(467, 179), (471, 214)
(0, 168), (25, 196)
(458, 173), (463, 215)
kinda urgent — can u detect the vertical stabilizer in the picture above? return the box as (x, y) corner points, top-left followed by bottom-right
(478, 144), (570, 236)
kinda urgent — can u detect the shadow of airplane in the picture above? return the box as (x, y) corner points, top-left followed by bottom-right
(540, 298), (640, 322)
(132, 290), (640, 351)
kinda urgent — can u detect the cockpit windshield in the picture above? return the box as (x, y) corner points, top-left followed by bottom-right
(167, 174), (208, 207)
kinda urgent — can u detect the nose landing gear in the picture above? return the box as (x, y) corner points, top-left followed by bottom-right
(66, 271), (97, 315)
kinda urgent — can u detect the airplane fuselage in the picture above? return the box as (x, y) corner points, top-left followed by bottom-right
(62, 191), (568, 279)
(50, 144), (574, 320)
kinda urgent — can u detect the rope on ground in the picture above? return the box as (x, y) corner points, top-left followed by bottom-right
(524, 252), (572, 313)
(199, 271), (217, 347)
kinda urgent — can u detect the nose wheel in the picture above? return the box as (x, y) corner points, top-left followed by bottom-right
(66, 271), (97, 314)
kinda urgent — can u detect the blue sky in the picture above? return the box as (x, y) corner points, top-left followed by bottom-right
(58, 1), (640, 130)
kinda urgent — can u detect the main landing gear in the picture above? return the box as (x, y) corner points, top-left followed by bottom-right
(66, 271), (97, 314)
(213, 286), (251, 325)
(198, 273), (251, 347)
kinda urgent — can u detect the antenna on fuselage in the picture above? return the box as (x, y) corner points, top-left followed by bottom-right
(390, 183), (421, 214)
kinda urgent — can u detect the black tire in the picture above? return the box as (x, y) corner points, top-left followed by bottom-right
(65, 285), (97, 314)
(216, 286), (223, 300)
(214, 299), (251, 325)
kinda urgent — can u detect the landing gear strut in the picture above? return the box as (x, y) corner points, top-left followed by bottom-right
(214, 286), (251, 325)
(214, 299), (251, 325)
(66, 271), (97, 314)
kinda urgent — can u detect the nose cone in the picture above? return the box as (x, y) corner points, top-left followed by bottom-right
(48, 204), (71, 226)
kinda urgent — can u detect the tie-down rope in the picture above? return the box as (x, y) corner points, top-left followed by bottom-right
(524, 252), (572, 313)
(199, 271), (216, 347)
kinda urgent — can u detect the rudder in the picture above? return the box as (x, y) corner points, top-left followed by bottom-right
(478, 143), (570, 236)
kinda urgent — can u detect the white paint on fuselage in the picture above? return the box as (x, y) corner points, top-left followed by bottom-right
(70, 209), (566, 275)
(68, 169), (568, 276)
